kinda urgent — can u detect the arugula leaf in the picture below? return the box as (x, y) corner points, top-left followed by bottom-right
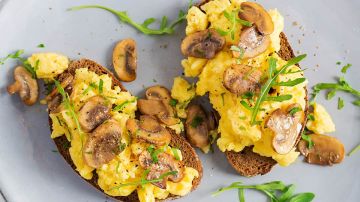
(301, 133), (314, 149)
(288, 193), (315, 202)
(82, 82), (98, 95)
(240, 100), (253, 111)
(109, 170), (178, 190)
(169, 98), (178, 107)
(54, 80), (84, 146)
(171, 148), (180, 160)
(265, 94), (293, 102)
(0, 50), (37, 78)
(238, 189), (245, 202)
(69, 1), (192, 35)
(348, 144), (360, 156)
(99, 79), (104, 94)
(341, 63), (351, 73)
(353, 100), (360, 106)
(338, 97), (344, 110)
(250, 54), (306, 125)
(278, 184), (296, 202)
(37, 43), (45, 48)
(216, 10), (252, 40)
(307, 114), (315, 121)
(289, 107), (301, 115)
(113, 98), (136, 112)
(274, 78), (306, 87)
(326, 89), (336, 100)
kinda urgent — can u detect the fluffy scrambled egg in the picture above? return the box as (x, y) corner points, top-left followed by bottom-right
(50, 68), (198, 201)
(306, 102), (335, 134)
(171, 77), (196, 118)
(172, 0), (308, 166)
(27, 53), (69, 80)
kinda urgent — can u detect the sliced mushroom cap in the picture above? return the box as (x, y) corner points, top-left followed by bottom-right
(126, 115), (171, 146)
(207, 110), (220, 131)
(223, 64), (262, 95)
(298, 134), (345, 166)
(7, 66), (39, 106)
(239, 2), (274, 35)
(185, 104), (210, 148)
(46, 74), (74, 113)
(83, 120), (122, 168)
(233, 26), (271, 59)
(113, 38), (137, 82)
(181, 29), (226, 59)
(137, 99), (179, 126)
(78, 96), (111, 132)
(145, 85), (172, 101)
(139, 150), (185, 189)
(266, 104), (304, 154)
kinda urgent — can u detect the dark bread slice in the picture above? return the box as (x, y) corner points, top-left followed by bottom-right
(51, 59), (203, 201)
(225, 32), (309, 177)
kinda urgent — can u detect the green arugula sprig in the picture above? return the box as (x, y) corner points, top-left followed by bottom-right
(0, 49), (37, 78)
(69, 1), (193, 35)
(301, 132), (314, 149)
(113, 98), (137, 112)
(216, 10), (252, 40)
(55, 80), (84, 145)
(212, 181), (315, 202)
(109, 170), (177, 191)
(250, 55), (307, 125)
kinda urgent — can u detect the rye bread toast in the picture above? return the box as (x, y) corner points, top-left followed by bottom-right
(50, 59), (203, 201)
(225, 33), (309, 177)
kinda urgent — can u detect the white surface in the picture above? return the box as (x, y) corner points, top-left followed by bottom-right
(0, 0), (359, 202)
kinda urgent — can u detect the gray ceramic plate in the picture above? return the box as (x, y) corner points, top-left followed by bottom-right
(0, 0), (359, 201)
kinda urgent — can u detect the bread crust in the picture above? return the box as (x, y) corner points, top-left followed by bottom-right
(225, 33), (309, 177)
(50, 59), (203, 202)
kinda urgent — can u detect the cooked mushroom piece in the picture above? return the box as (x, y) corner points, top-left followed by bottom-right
(239, 2), (274, 35)
(181, 29), (226, 59)
(113, 38), (137, 82)
(185, 104), (210, 149)
(298, 134), (345, 166)
(78, 96), (111, 132)
(7, 66), (39, 106)
(83, 120), (122, 168)
(138, 150), (185, 189)
(207, 110), (220, 131)
(126, 115), (171, 146)
(145, 85), (172, 101)
(46, 74), (74, 113)
(233, 26), (271, 59)
(137, 99), (179, 126)
(223, 64), (262, 95)
(266, 104), (304, 154)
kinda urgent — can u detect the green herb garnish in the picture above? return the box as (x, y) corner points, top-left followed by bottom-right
(289, 107), (301, 116)
(212, 181), (315, 202)
(250, 55), (306, 125)
(337, 97), (344, 110)
(301, 133), (314, 149)
(230, 45), (245, 64)
(98, 79), (104, 94)
(326, 89), (336, 100)
(171, 148), (180, 161)
(307, 114), (315, 121)
(109, 170), (177, 190)
(119, 143), (127, 152)
(0, 49), (37, 78)
(341, 63), (351, 73)
(240, 100), (253, 111)
(69, 1), (192, 35)
(147, 145), (164, 163)
(82, 82), (98, 95)
(37, 43), (45, 48)
(275, 78), (306, 87)
(191, 115), (204, 128)
(54, 80), (84, 148)
(169, 98), (178, 107)
(241, 91), (254, 99)
(113, 98), (137, 112)
(216, 10), (252, 40)
(265, 94), (293, 102)
(336, 61), (341, 65)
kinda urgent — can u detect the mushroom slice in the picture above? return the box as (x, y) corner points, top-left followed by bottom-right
(207, 110), (220, 131)
(78, 96), (111, 132)
(7, 66), (39, 106)
(137, 99), (179, 126)
(145, 85), (172, 101)
(113, 38), (137, 82)
(298, 134), (345, 166)
(185, 104), (210, 149)
(139, 150), (185, 188)
(46, 74), (73, 101)
(83, 120), (122, 168)
(181, 29), (226, 59)
(46, 74), (74, 113)
(266, 105), (304, 154)
(223, 64), (262, 95)
(126, 116), (171, 146)
(239, 2), (274, 35)
(234, 26), (271, 59)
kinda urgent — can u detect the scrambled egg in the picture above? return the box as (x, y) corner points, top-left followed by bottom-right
(306, 102), (335, 134)
(171, 77), (196, 118)
(171, 0), (308, 166)
(27, 53), (69, 80)
(50, 68), (198, 201)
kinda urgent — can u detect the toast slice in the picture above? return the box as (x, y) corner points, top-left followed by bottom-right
(50, 59), (203, 201)
(225, 33), (309, 177)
